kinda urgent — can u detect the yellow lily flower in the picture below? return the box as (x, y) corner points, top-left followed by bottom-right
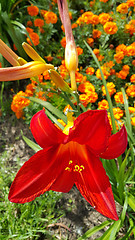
(0, 39), (54, 82)
(0, 61), (54, 81)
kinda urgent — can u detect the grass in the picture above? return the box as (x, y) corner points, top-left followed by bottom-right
(0, 149), (63, 240)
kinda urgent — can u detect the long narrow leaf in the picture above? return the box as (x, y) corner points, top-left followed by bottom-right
(21, 131), (42, 152)
(29, 96), (67, 123)
(45, 109), (65, 130)
(128, 193), (135, 211)
(77, 220), (112, 240)
(117, 149), (131, 202)
(84, 41), (117, 134)
(97, 220), (121, 240)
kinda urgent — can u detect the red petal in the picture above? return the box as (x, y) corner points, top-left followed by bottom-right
(8, 144), (72, 203)
(100, 125), (127, 159)
(70, 143), (118, 220)
(66, 110), (111, 155)
(30, 110), (65, 148)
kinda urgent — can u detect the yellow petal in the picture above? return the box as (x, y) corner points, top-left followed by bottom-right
(49, 69), (72, 93)
(65, 41), (78, 91)
(0, 61), (54, 81)
(22, 42), (46, 63)
(63, 112), (74, 135)
(0, 39), (20, 66)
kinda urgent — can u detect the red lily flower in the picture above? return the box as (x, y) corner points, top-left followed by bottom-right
(8, 109), (127, 220)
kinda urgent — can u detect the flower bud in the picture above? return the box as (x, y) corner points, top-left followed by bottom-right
(49, 69), (72, 93)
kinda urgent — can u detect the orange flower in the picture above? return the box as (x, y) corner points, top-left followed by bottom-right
(76, 47), (83, 55)
(79, 92), (98, 107)
(75, 72), (87, 83)
(98, 99), (109, 110)
(129, 107), (135, 114)
(27, 21), (33, 27)
(90, 15), (99, 25)
(131, 117), (135, 126)
(126, 85), (135, 97)
(117, 65), (130, 79)
(132, 60), (135, 66)
(27, 5), (39, 16)
(81, 11), (94, 24)
(76, 16), (84, 25)
(114, 91), (127, 104)
(96, 66), (110, 80)
(90, 0), (95, 7)
(122, 65), (130, 73)
(116, 44), (127, 55)
(114, 52), (124, 64)
(125, 20), (135, 35)
(117, 3), (128, 14)
(78, 81), (95, 93)
(87, 91), (98, 103)
(117, 70), (127, 80)
(36, 91), (46, 101)
(11, 91), (30, 119)
(69, 12), (72, 20)
(93, 48), (100, 56)
(27, 32), (40, 46)
(113, 108), (124, 120)
(92, 29), (102, 39)
(40, 10), (47, 16)
(79, 94), (90, 107)
(100, 0), (109, 2)
(60, 37), (66, 48)
(104, 22), (118, 35)
(99, 13), (111, 25)
(87, 38), (94, 46)
(72, 23), (78, 29)
(52, 0), (57, 4)
(34, 18), (44, 27)
(126, 43), (135, 56)
(102, 82), (116, 96)
(86, 67), (95, 75)
(45, 55), (53, 62)
(25, 83), (35, 96)
(43, 70), (51, 80)
(127, 0), (135, 8)
(44, 11), (57, 24)
(26, 27), (34, 34)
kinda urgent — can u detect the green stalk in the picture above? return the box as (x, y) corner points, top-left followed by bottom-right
(0, 82), (4, 110)
(84, 41), (117, 134)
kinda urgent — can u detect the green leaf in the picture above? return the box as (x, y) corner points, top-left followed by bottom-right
(128, 193), (135, 211)
(45, 109), (64, 130)
(117, 149), (131, 201)
(120, 194), (128, 223)
(84, 40), (117, 134)
(77, 220), (112, 240)
(97, 220), (121, 240)
(29, 97), (67, 123)
(21, 131), (42, 152)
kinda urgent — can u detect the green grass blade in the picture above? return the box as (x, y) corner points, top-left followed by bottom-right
(29, 97), (67, 123)
(128, 193), (135, 211)
(21, 131), (42, 152)
(84, 41), (117, 134)
(117, 148), (131, 202)
(77, 220), (112, 240)
(97, 220), (121, 240)
(121, 88), (132, 134)
(120, 193), (128, 223)
(45, 109), (64, 130)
